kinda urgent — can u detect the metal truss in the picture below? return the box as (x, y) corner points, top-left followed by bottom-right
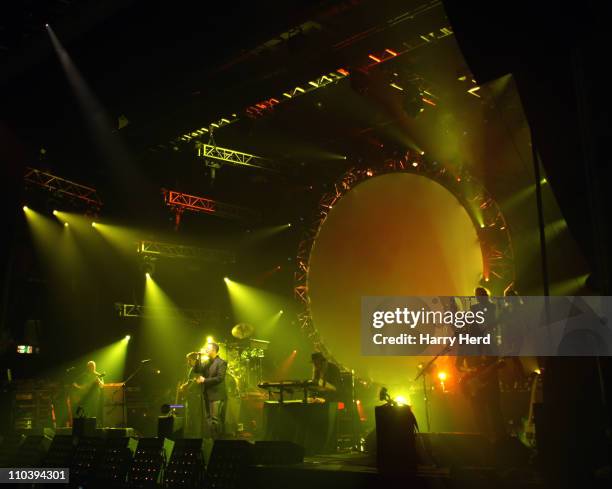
(294, 154), (515, 368)
(24, 167), (103, 209)
(246, 70), (350, 119)
(115, 303), (219, 325)
(162, 189), (260, 221)
(197, 143), (279, 171)
(137, 240), (235, 264)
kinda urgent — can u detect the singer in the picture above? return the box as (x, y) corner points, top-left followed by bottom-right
(71, 360), (104, 426)
(194, 343), (227, 439)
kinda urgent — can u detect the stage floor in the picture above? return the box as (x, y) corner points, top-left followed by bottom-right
(247, 451), (545, 489)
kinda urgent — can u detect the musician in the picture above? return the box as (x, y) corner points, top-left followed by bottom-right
(72, 360), (104, 425)
(455, 287), (505, 439)
(195, 343), (227, 439)
(311, 352), (341, 402)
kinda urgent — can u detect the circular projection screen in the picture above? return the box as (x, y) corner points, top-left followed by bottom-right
(308, 173), (482, 385)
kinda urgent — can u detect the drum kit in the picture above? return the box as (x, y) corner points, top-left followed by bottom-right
(225, 323), (269, 396)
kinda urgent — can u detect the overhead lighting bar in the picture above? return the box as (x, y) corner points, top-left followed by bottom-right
(198, 143), (280, 171)
(137, 240), (235, 264)
(115, 303), (219, 324)
(24, 167), (103, 209)
(162, 189), (260, 221)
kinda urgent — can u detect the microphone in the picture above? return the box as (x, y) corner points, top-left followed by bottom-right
(141, 359), (152, 364)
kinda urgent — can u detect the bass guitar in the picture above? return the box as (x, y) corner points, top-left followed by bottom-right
(458, 358), (506, 398)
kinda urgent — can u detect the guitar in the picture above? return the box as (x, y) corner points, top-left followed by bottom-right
(175, 378), (196, 402)
(458, 358), (506, 398)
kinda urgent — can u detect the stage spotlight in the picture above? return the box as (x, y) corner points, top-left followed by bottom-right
(411, 162), (419, 168)
(53, 210), (59, 216)
(92, 222), (97, 228)
(223, 277), (229, 283)
(540, 177), (547, 185)
(287, 223), (292, 227)
(394, 395), (409, 406)
(125, 335), (131, 341)
(206, 336), (214, 344)
(279, 310), (284, 315)
(437, 372), (447, 381)
(23, 206), (29, 212)
(64, 222), (69, 227)
(142, 260), (155, 277)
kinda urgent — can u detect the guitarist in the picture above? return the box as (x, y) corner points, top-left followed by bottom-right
(180, 352), (204, 437)
(455, 287), (505, 440)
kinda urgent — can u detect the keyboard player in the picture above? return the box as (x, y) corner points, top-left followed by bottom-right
(310, 352), (341, 402)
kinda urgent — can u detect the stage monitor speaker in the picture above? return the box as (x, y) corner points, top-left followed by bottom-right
(73, 417), (97, 438)
(158, 415), (184, 440)
(375, 404), (418, 474)
(206, 440), (253, 489)
(253, 440), (304, 465)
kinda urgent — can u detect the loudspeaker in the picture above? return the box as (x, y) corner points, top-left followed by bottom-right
(102, 383), (126, 427)
(375, 404), (418, 474)
(253, 441), (304, 465)
(73, 417), (97, 438)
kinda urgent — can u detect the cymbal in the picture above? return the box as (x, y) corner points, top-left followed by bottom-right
(231, 323), (254, 339)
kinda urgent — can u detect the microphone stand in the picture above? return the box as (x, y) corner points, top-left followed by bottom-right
(414, 344), (452, 432)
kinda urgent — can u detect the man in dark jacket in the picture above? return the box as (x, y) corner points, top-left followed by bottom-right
(195, 342), (227, 439)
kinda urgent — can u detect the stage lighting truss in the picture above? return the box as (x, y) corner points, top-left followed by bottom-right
(24, 167), (103, 210)
(137, 240), (235, 264)
(162, 189), (260, 222)
(168, 13), (453, 148)
(115, 303), (219, 325)
(294, 154), (515, 364)
(197, 143), (280, 172)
